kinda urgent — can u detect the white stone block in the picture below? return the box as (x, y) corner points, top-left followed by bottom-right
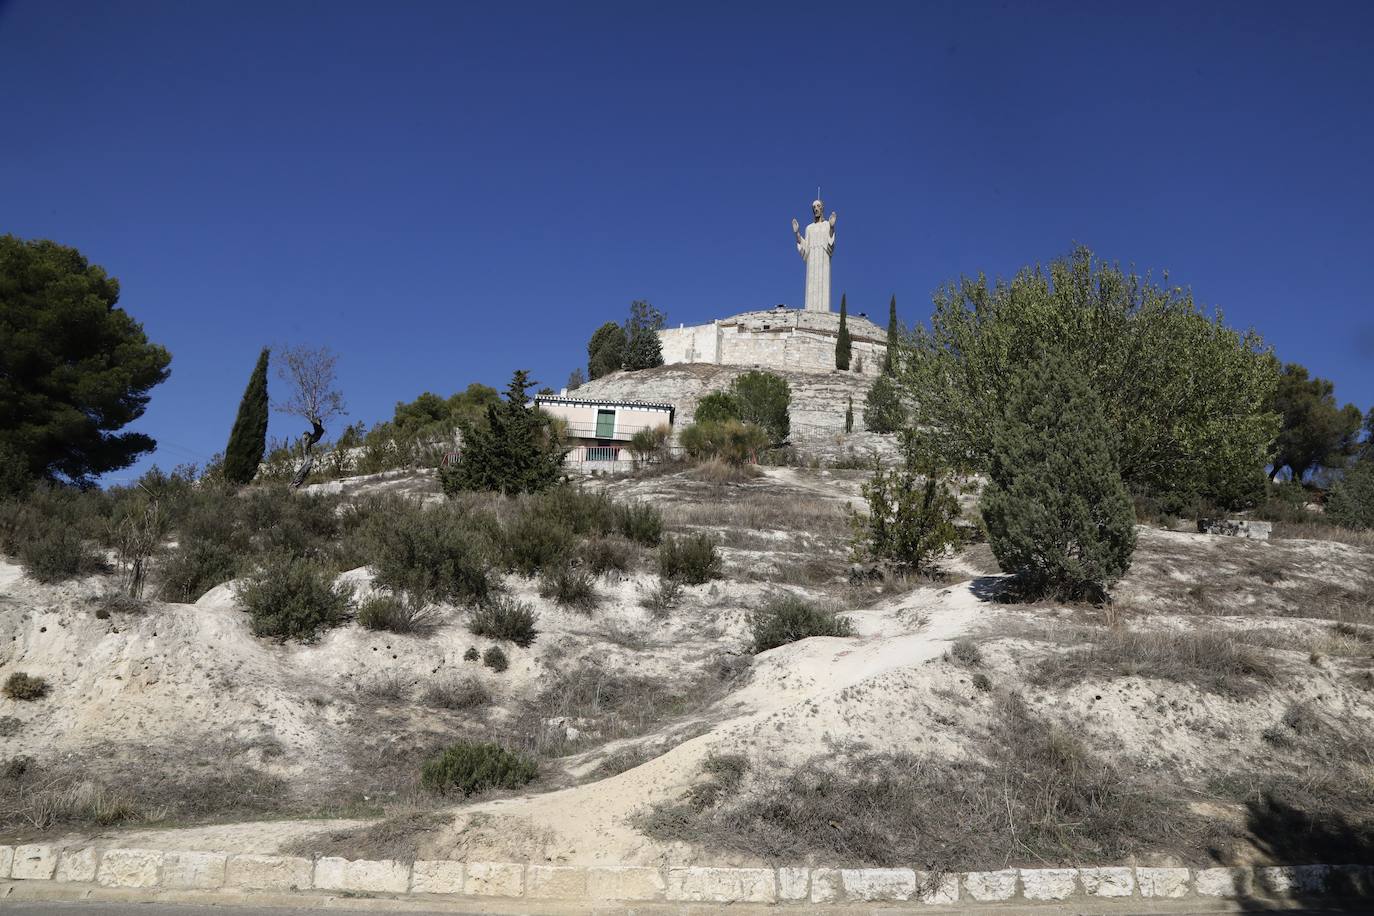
(0, 845), (11, 879)
(96, 849), (163, 888)
(1137, 866), (1190, 898)
(840, 867), (916, 901)
(810, 867), (841, 903)
(225, 854), (312, 890)
(1257, 864), (1330, 897)
(12, 844), (57, 880)
(162, 851), (226, 889)
(411, 860), (464, 894)
(964, 869), (1016, 901)
(915, 871), (960, 904)
(54, 847), (99, 883)
(527, 865), (587, 899)
(463, 862), (524, 897)
(1195, 866), (1250, 897)
(1082, 866), (1135, 897)
(777, 866), (809, 901)
(586, 865), (664, 900)
(1021, 867), (1079, 900)
(666, 866), (775, 903)
(313, 856), (410, 894)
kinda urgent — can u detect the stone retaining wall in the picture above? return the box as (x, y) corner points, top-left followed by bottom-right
(1, 845), (1369, 906)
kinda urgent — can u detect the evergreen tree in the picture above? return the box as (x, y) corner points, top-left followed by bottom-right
(587, 322), (626, 380)
(1270, 362), (1363, 483)
(852, 430), (961, 574)
(845, 395), (854, 434)
(567, 368), (585, 391)
(441, 370), (568, 497)
(863, 373), (905, 433)
(884, 295), (899, 373)
(835, 294), (852, 370)
(980, 349), (1136, 601)
(622, 299), (666, 371)
(1326, 457), (1374, 530)
(222, 347), (271, 485)
(730, 370), (790, 443)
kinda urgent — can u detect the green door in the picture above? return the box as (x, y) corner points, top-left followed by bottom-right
(595, 409), (616, 438)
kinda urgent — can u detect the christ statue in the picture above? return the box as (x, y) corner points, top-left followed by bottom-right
(792, 197), (837, 313)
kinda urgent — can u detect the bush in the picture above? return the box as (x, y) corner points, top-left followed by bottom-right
(863, 372), (906, 433)
(463, 646), (480, 662)
(695, 391), (739, 425)
(658, 533), (722, 584)
(948, 637), (983, 667)
(680, 420), (770, 466)
(237, 554), (353, 641)
(613, 501), (663, 546)
(357, 593), (436, 635)
(1327, 459), (1374, 530)
(729, 371), (791, 443)
(3, 672), (50, 701)
(500, 512), (574, 576)
(539, 563), (599, 611)
(980, 351), (1137, 601)
(422, 676), (490, 711)
(420, 741), (537, 795)
(579, 536), (634, 575)
(628, 424), (670, 464)
(440, 370), (567, 497)
(851, 430), (960, 574)
(531, 486), (615, 535)
(468, 595), (538, 647)
(365, 502), (495, 605)
(641, 577), (683, 616)
(17, 526), (102, 583)
(482, 645), (509, 672)
(750, 594), (853, 653)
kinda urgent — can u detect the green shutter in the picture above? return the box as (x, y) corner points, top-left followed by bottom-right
(595, 409), (616, 438)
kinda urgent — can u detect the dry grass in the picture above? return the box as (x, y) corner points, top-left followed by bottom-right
(1031, 627), (1276, 696)
(686, 458), (764, 485)
(1270, 520), (1374, 549)
(282, 809), (448, 862)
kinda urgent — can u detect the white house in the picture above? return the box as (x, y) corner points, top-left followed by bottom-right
(534, 394), (675, 471)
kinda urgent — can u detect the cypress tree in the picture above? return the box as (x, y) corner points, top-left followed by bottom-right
(223, 347), (271, 485)
(845, 395), (854, 434)
(884, 295), (899, 373)
(442, 370), (568, 497)
(835, 294), (852, 371)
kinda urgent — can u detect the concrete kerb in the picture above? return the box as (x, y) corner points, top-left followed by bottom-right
(3, 845), (1372, 908)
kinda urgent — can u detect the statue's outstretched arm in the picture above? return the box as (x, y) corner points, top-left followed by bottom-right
(792, 218), (806, 258)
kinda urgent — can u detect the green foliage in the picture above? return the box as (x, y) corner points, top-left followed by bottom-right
(729, 371), (790, 443)
(980, 350), (1137, 601)
(750, 594), (853, 653)
(658, 533), (722, 584)
(863, 373), (906, 433)
(695, 391), (740, 425)
(356, 593), (434, 635)
(0, 236), (172, 485)
(469, 595), (539, 647)
(628, 424), (669, 464)
(579, 535), (634, 575)
(845, 396), (853, 434)
(237, 554), (353, 641)
(1271, 363), (1364, 483)
(0, 443), (35, 500)
(622, 299), (666, 371)
(441, 370), (568, 497)
(835, 294), (851, 370)
(482, 645), (509, 672)
(539, 562), (599, 611)
(19, 525), (103, 584)
(393, 384), (500, 439)
(852, 430), (961, 574)
(500, 512), (574, 576)
(420, 741), (536, 795)
(884, 295), (899, 373)
(222, 348), (271, 485)
(3, 672), (50, 701)
(680, 420), (770, 466)
(587, 321), (626, 380)
(365, 501), (495, 606)
(463, 646), (480, 662)
(1327, 459), (1374, 530)
(902, 246), (1280, 508)
(613, 500), (663, 546)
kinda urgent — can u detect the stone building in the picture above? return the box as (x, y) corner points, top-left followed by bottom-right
(658, 305), (887, 376)
(534, 394), (674, 471)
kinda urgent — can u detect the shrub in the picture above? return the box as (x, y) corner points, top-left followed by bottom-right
(237, 554), (353, 641)
(482, 645), (509, 672)
(420, 741), (537, 795)
(539, 563), (599, 611)
(658, 533), (722, 584)
(1327, 459), (1374, 530)
(463, 646), (480, 662)
(500, 512), (574, 576)
(422, 676), (490, 711)
(357, 593), (436, 635)
(680, 420), (770, 466)
(948, 638), (983, 667)
(531, 486), (615, 535)
(3, 672), (50, 701)
(695, 391), (740, 425)
(1032, 628), (1275, 696)
(157, 538), (241, 603)
(980, 350), (1137, 601)
(468, 595), (539, 647)
(863, 372), (906, 433)
(17, 526), (102, 583)
(613, 501), (662, 546)
(628, 424), (670, 465)
(851, 429), (960, 574)
(641, 577), (683, 616)
(750, 594), (853, 653)
(579, 536), (634, 575)
(729, 370), (791, 443)
(366, 503), (495, 605)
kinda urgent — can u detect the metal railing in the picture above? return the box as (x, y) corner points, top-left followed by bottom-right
(556, 422), (662, 442)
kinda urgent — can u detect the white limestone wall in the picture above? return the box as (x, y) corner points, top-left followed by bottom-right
(660, 308), (887, 376)
(660, 322), (721, 365)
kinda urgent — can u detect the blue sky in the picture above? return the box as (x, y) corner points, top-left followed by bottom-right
(2, 0), (1370, 482)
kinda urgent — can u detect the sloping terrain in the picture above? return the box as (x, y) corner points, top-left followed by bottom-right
(2, 466), (1372, 872)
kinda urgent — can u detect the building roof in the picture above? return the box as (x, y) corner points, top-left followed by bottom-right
(535, 395), (675, 411)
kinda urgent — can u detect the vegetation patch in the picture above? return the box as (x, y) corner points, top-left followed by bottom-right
(237, 554), (353, 641)
(421, 676), (491, 711)
(4, 672), (50, 701)
(1031, 628), (1276, 696)
(750, 594), (853, 653)
(356, 593), (436, 635)
(420, 742), (538, 796)
(658, 533), (722, 584)
(468, 595), (538, 647)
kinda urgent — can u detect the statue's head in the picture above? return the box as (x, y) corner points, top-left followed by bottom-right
(812, 199), (824, 220)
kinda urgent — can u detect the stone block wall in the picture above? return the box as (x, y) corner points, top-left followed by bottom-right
(660, 307), (888, 377)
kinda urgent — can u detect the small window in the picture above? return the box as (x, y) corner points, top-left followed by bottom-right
(595, 409), (616, 438)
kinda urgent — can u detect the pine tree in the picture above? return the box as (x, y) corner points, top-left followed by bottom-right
(884, 295), (899, 373)
(622, 300), (666, 371)
(587, 322), (626, 380)
(863, 373), (905, 433)
(835, 294), (852, 370)
(980, 349), (1136, 601)
(442, 370), (568, 497)
(845, 395), (854, 434)
(222, 347), (271, 485)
